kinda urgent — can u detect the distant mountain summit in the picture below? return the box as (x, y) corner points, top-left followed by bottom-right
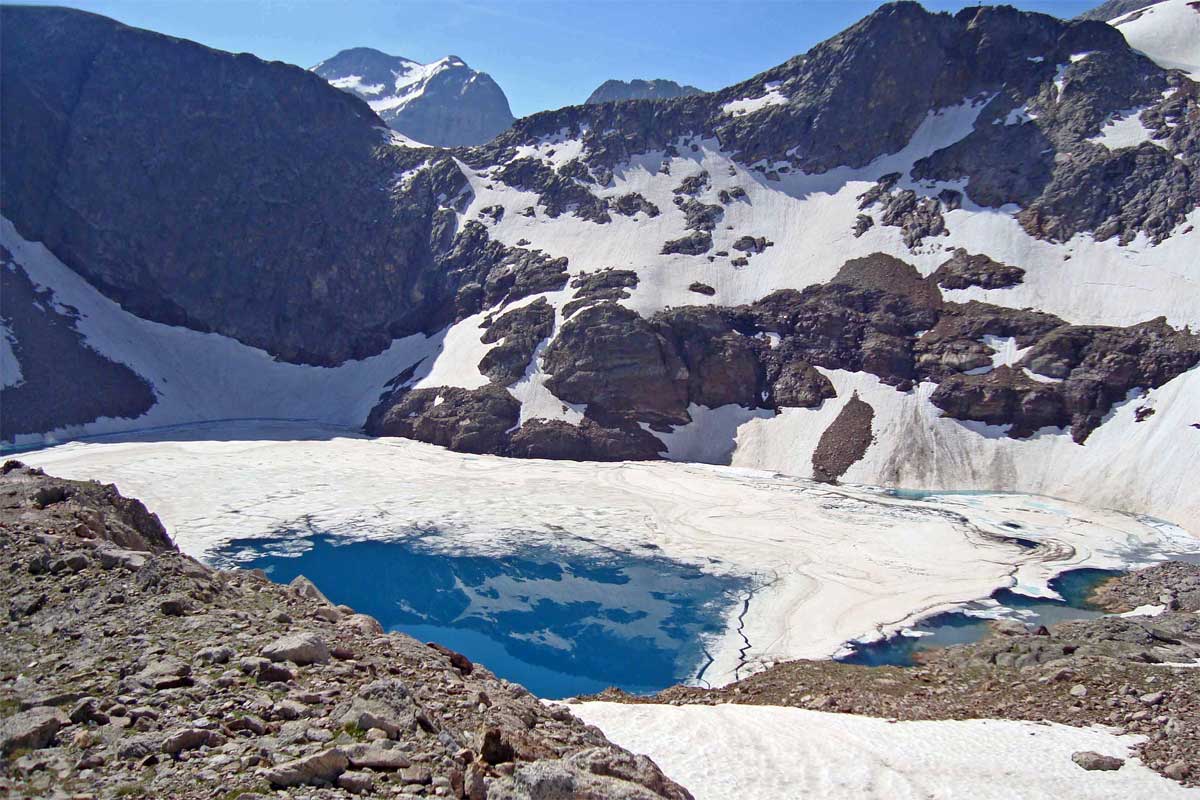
(585, 78), (703, 104)
(312, 47), (513, 146)
(1076, 0), (1162, 21)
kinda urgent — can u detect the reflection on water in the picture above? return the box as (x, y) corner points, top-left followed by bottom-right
(214, 534), (747, 698)
(839, 568), (1120, 667)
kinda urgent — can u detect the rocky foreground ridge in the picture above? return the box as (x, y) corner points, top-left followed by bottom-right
(0, 464), (691, 800)
(593, 561), (1200, 786)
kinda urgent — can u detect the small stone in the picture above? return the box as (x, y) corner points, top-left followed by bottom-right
(400, 764), (433, 785)
(159, 596), (189, 616)
(136, 657), (193, 690)
(1069, 684), (1088, 699)
(271, 699), (307, 721)
(337, 770), (375, 794)
(195, 645), (234, 664)
(1140, 691), (1165, 706)
(1072, 751), (1124, 771)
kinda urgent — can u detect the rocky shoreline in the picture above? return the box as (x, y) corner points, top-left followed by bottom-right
(0, 463), (691, 800)
(589, 561), (1200, 786)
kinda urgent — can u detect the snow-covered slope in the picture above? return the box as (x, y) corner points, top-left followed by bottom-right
(312, 47), (514, 146)
(1110, 0), (1200, 78)
(571, 702), (1197, 800)
(0, 218), (438, 448)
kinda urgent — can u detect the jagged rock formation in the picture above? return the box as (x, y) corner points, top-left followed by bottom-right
(0, 463), (692, 799)
(313, 48), (514, 146)
(585, 79), (703, 105)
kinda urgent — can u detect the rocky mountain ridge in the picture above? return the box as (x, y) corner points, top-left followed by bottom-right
(2, 1), (1198, 526)
(0, 462), (691, 800)
(313, 48), (514, 147)
(585, 80), (703, 105)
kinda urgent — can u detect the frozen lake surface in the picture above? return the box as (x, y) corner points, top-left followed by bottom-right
(19, 421), (1200, 688)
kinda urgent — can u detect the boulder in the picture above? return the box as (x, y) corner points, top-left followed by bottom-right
(0, 706), (68, 755)
(263, 747), (349, 787)
(261, 632), (330, 666)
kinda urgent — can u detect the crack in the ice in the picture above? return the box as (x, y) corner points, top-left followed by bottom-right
(733, 571), (781, 681)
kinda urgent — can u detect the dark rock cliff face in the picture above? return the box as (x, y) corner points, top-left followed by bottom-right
(586, 79), (704, 105)
(313, 47), (514, 147)
(1, 7), (431, 366)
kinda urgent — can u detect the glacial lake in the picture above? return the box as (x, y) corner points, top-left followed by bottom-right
(839, 568), (1119, 667)
(215, 533), (749, 698)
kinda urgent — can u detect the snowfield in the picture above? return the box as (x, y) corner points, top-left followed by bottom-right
(19, 423), (1200, 686)
(569, 702), (1200, 800)
(1112, 0), (1200, 80)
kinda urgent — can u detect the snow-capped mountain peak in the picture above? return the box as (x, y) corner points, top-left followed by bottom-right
(313, 47), (514, 146)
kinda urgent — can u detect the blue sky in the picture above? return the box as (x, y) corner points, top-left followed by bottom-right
(20, 1), (1099, 116)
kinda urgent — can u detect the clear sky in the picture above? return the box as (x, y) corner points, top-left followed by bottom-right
(12, 0), (1099, 116)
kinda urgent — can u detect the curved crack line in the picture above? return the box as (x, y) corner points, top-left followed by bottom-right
(733, 571), (782, 681)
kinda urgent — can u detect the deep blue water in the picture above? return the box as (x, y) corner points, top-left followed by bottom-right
(839, 568), (1120, 666)
(214, 534), (747, 698)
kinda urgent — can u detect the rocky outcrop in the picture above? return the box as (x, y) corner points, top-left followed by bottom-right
(928, 249), (1025, 290)
(543, 304), (690, 428)
(562, 269), (639, 319)
(366, 386), (520, 454)
(479, 299), (555, 384)
(660, 231), (713, 256)
(313, 47), (514, 147)
(0, 463), (692, 799)
(586, 79), (703, 105)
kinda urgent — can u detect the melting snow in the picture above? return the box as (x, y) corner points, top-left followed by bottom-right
(722, 90), (788, 116)
(1088, 109), (1160, 150)
(570, 702), (1198, 800)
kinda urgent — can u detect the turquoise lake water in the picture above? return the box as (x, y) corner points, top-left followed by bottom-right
(215, 533), (747, 698)
(838, 568), (1120, 666)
